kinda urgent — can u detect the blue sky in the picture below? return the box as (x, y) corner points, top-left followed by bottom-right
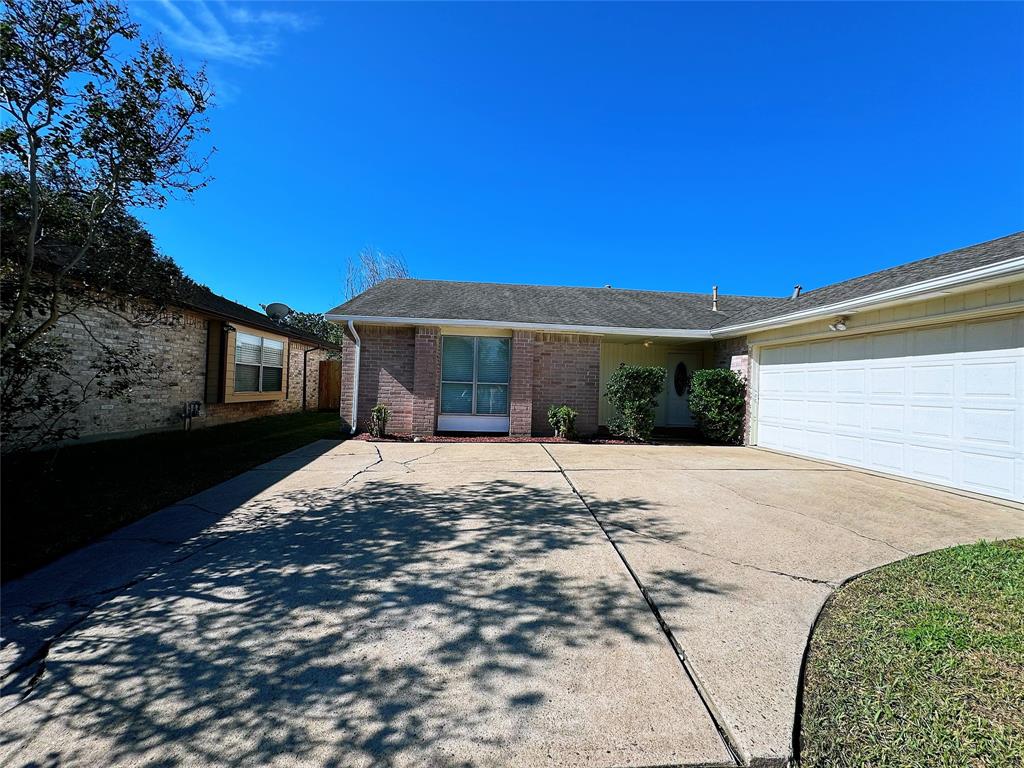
(130, 1), (1024, 314)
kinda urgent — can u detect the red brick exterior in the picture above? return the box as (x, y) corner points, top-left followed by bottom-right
(531, 333), (601, 435)
(343, 325), (604, 437)
(509, 330), (534, 435)
(412, 326), (440, 436)
(713, 335), (752, 444)
(341, 325), (415, 433)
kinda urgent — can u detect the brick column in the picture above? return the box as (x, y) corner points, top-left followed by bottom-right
(340, 330), (357, 432)
(509, 330), (534, 436)
(412, 326), (440, 436)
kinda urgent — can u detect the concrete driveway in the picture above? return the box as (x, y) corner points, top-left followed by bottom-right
(2, 441), (1022, 767)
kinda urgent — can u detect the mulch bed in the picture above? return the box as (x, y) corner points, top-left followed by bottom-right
(352, 433), (631, 445)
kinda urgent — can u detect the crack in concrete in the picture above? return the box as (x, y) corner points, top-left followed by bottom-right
(681, 471), (910, 557)
(540, 445), (742, 767)
(602, 521), (836, 587)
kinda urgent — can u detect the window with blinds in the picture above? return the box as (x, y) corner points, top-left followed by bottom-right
(440, 336), (510, 416)
(235, 332), (285, 393)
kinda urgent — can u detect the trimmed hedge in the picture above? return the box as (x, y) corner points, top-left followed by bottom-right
(605, 364), (665, 442)
(688, 368), (746, 445)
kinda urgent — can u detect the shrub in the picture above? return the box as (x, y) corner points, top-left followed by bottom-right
(547, 404), (578, 439)
(688, 368), (746, 445)
(369, 403), (390, 438)
(605, 364), (665, 442)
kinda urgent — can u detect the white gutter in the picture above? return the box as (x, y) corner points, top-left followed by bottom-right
(711, 255), (1024, 336)
(325, 314), (713, 339)
(347, 320), (361, 435)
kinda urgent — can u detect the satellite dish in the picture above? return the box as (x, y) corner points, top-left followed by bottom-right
(265, 302), (293, 321)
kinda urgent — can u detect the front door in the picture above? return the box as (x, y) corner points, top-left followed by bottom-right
(665, 353), (701, 426)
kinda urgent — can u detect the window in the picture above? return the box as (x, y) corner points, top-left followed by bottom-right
(440, 336), (509, 416)
(235, 332), (285, 393)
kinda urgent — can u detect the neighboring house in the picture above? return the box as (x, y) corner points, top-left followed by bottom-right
(327, 232), (1023, 502)
(50, 286), (341, 442)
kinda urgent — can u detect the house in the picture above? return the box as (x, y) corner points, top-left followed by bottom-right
(48, 285), (341, 443)
(327, 232), (1023, 502)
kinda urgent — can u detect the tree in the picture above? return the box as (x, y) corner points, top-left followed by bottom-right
(345, 246), (409, 298)
(0, 0), (211, 450)
(273, 309), (344, 350)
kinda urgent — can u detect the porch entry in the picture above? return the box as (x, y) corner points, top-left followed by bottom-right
(665, 352), (701, 427)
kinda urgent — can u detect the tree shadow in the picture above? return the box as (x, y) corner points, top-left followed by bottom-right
(2, 470), (726, 767)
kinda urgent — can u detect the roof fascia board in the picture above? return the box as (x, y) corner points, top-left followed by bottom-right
(323, 314), (714, 339)
(711, 256), (1024, 337)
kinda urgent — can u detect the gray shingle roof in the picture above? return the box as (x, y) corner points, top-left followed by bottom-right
(327, 231), (1023, 333)
(719, 231), (1024, 327)
(329, 279), (787, 331)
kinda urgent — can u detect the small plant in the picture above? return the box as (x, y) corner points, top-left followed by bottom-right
(547, 404), (578, 439)
(605, 364), (666, 442)
(688, 368), (746, 445)
(369, 403), (390, 438)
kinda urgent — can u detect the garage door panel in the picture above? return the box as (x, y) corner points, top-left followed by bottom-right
(756, 315), (1023, 502)
(806, 370), (831, 393)
(835, 368), (866, 394)
(961, 452), (1016, 497)
(961, 407), (1016, 446)
(961, 361), (1016, 398)
(908, 445), (954, 483)
(869, 403), (904, 433)
(870, 367), (905, 395)
(908, 405), (954, 439)
(834, 402), (864, 429)
(868, 439), (905, 472)
(833, 434), (865, 463)
(911, 365), (955, 396)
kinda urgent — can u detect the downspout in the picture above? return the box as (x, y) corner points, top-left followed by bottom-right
(347, 320), (361, 435)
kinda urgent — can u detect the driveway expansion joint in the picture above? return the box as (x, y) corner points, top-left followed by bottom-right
(541, 445), (743, 767)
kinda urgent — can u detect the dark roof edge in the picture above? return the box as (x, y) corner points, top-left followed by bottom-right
(181, 289), (341, 349)
(712, 251), (1024, 336)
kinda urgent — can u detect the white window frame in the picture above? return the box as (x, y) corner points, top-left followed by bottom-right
(438, 335), (511, 432)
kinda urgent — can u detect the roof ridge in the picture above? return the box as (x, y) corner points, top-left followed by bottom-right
(382, 277), (781, 302)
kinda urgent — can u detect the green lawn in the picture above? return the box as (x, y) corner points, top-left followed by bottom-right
(799, 539), (1024, 768)
(1, 411), (343, 580)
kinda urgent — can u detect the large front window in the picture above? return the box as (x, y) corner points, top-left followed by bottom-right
(440, 336), (510, 415)
(235, 332), (285, 393)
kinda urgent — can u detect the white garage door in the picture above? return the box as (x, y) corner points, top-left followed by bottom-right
(755, 314), (1024, 502)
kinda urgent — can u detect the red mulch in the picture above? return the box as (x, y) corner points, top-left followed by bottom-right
(351, 433), (631, 445)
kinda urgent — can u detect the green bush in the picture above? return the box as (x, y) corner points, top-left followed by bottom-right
(369, 403), (390, 438)
(688, 368), (746, 445)
(547, 404), (578, 439)
(605, 364), (665, 442)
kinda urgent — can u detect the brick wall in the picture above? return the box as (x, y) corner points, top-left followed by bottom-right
(412, 326), (440, 436)
(713, 335), (752, 444)
(30, 302), (334, 444)
(340, 325), (416, 433)
(509, 330), (534, 435)
(531, 332), (601, 435)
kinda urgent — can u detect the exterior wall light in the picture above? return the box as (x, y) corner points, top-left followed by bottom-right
(828, 317), (849, 332)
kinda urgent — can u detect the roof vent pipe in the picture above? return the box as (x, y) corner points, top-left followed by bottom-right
(791, 285), (802, 299)
(711, 285), (719, 312)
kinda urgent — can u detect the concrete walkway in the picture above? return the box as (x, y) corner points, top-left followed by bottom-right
(2, 441), (1021, 767)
